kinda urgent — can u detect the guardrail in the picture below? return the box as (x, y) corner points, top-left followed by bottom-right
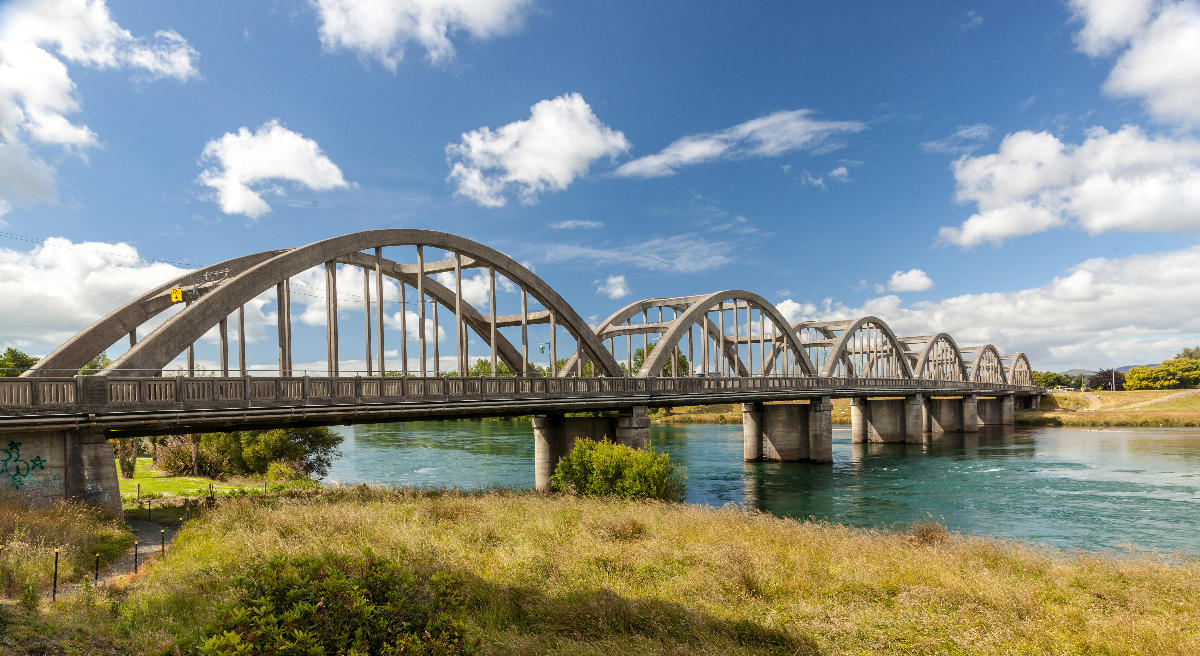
(0, 375), (1042, 416)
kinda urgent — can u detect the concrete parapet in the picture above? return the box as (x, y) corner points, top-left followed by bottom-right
(0, 429), (120, 515)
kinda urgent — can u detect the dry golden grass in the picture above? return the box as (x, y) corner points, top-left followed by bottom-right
(20, 488), (1200, 655)
(1021, 391), (1200, 426)
(0, 498), (131, 597)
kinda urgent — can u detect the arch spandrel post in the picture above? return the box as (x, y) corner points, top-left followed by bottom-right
(964, 344), (1007, 384)
(637, 290), (816, 378)
(909, 333), (969, 381)
(102, 230), (622, 377)
(818, 316), (914, 379)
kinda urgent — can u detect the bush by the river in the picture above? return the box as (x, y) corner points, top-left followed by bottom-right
(198, 554), (476, 655)
(154, 427), (342, 479)
(550, 439), (686, 502)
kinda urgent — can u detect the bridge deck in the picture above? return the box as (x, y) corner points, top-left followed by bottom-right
(0, 375), (1041, 435)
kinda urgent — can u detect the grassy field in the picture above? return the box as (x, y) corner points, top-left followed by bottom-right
(0, 500), (132, 597)
(4, 488), (1199, 654)
(1018, 390), (1200, 427)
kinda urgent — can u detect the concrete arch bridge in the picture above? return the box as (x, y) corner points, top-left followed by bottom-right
(0, 229), (1042, 512)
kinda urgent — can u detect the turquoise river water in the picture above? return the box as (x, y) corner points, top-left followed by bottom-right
(325, 421), (1200, 555)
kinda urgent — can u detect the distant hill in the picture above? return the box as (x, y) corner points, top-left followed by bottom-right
(1116, 364), (1154, 373)
(1061, 368), (1096, 377)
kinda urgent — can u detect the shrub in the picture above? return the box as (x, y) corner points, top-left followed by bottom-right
(550, 439), (686, 502)
(264, 460), (305, 483)
(19, 578), (38, 612)
(155, 428), (342, 478)
(197, 554), (476, 655)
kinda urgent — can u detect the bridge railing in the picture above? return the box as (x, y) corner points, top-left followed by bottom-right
(0, 374), (1043, 416)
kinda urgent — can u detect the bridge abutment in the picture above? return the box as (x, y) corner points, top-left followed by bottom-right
(0, 429), (121, 515)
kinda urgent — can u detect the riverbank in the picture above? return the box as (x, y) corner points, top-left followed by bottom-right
(1017, 389), (1200, 427)
(3, 488), (1198, 654)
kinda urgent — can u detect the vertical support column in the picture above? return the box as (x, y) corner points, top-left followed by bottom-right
(489, 266), (498, 376)
(187, 344), (195, 376)
(533, 414), (563, 492)
(282, 279), (293, 376)
(905, 394), (925, 444)
(237, 305), (247, 377)
(850, 397), (868, 443)
(363, 265), (372, 376)
(615, 405), (650, 449)
(455, 253), (464, 375)
(808, 396), (833, 463)
(416, 246), (426, 377)
(276, 282), (287, 375)
(218, 317), (229, 377)
(732, 301), (740, 376)
(432, 301), (439, 376)
(1031, 395), (1041, 410)
(129, 328), (136, 348)
(520, 289), (528, 376)
(375, 247), (385, 375)
(65, 429), (122, 515)
(1001, 394), (1015, 425)
(324, 261), (339, 377)
(742, 402), (763, 461)
(719, 310), (727, 377)
(399, 273), (408, 376)
(702, 315), (709, 375)
(549, 311), (557, 376)
(962, 394), (979, 433)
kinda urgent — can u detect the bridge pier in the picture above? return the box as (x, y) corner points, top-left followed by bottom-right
(743, 399), (833, 463)
(977, 395), (1016, 426)
(851, 396), (926, 443)
(963, 394), (979, 432)
(533, 405), (650, 492)
(0, 429), (121, 515)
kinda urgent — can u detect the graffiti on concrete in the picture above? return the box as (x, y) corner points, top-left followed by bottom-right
(1, 441), (46, 488)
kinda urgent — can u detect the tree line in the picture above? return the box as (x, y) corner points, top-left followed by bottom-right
(1033, 346), (1200, 391)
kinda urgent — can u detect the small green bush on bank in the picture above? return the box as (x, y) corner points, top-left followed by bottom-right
(550, 439), (686, 502)
(198, 554), (476, 655)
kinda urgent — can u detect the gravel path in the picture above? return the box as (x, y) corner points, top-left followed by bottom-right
(48, 519), (181, 599)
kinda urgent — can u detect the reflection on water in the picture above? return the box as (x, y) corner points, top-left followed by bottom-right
(325, 421), (1200, 554)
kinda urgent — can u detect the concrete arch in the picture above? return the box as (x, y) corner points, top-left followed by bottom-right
(820, 316), (914, 379)
(102, 229), (622, 376)
(638, 290), (816, 377)
(965, 344), (1007, 384)
(22, 249), (287, 378)
(1004, 352), (1033, 386)
(909, 333), (969, 381)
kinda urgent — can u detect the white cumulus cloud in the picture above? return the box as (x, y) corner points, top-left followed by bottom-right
(594, 274), (630, 299)
(1071, 0), (1200, 124)
(887, 269), (934, 292)
(312, 0), (532, 69)
(613, 109), (866, 178)
(198, 120), (349, 218)
(446, 92), (629, 207)
(0, 0), (199, 216)
(938, 125), (1200, 246)
(779, 245), (1200, 371)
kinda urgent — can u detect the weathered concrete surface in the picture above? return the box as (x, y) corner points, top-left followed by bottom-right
(865, 399), (906, 443)
(762, 404), (807, 461)
(1, 430), (120, 515)
(905, 395), (925, 444)
(977, 397), (1002, 425)
(929, 398), (963, 432)
(615, 405), (649, 449)
(808, 397), (834, 462)
(850, 398), (868, 444)
(963, 394), (979, 433)
(742, 402), (763, 461)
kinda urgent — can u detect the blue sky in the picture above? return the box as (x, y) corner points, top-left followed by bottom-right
(2, 0), (1200, 372)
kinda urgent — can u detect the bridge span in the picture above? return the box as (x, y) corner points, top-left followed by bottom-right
(2, 229), (1042, 513)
